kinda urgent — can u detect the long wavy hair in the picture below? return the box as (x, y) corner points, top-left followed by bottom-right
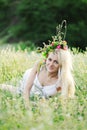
(57, 49), (75, 98)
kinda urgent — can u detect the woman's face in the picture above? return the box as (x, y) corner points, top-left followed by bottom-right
(46, 52), (59, 73)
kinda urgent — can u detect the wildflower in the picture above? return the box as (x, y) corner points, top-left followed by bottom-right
(57, 45), (61, 49)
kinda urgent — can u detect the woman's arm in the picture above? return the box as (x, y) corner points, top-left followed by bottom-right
(23, 61), (40, 106)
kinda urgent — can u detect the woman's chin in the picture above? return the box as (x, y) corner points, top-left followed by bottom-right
(47, 69), (55, 73)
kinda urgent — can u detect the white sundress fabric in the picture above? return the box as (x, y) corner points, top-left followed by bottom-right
(17, 68), (32, 94)
(30, 74), (58, 98)
(17, 68), (59, 98)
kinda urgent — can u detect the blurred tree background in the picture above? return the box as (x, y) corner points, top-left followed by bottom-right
(0, 0), (87, 50)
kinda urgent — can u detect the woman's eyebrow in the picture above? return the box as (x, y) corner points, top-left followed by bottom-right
(48, 57), (52, 60)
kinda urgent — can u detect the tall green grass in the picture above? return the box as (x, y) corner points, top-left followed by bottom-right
(0, 46), (87, 130)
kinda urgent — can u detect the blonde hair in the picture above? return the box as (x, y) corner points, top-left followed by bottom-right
(57, 49), (75, 98)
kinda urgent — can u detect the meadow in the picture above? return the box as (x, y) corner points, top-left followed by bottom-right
(0, 45), (87, 130)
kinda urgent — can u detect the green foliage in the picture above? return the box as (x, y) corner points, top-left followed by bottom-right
(67, 21), (87, 50)
(0, 0), (87, 50)
(14, 41), (36, 51)
(0, 46), (87, 129)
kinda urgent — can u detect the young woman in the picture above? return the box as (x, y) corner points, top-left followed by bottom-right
(22, 42), (75, 103)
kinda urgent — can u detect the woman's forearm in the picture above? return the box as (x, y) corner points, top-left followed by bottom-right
(23, 87), (30, 107)
(23, 61), (40, 106)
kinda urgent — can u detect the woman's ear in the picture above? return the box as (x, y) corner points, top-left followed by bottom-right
(44, 59), (46, 63)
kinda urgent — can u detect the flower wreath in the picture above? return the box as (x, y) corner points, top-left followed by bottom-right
(37, 20), (68, 58)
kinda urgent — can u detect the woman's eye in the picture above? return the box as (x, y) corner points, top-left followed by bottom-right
(48, 58), (52, 61)
(54, 60), (58, 64)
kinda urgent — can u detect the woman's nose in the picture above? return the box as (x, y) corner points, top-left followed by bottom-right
(50, 61), (54, 65)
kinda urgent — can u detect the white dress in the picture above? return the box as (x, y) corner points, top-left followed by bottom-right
(17, 69), (59, 98)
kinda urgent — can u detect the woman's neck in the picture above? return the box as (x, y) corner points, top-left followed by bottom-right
(45, 69), (58, 79)
(48, 72), (58, 78)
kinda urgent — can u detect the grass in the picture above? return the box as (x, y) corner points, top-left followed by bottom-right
(0, 45), (87, 130)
